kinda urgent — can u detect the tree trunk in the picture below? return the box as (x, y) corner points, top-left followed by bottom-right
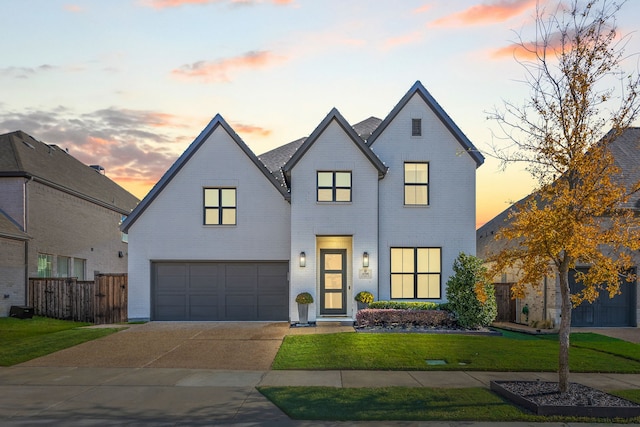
(557, 260), (572, 393)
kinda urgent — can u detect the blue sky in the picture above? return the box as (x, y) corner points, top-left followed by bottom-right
(1, 0), (639, 226)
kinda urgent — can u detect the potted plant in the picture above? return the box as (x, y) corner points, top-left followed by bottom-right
(354, 291), (374, 310)
(295, 292), (314, 325)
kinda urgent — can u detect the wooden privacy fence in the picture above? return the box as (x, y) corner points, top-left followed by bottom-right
(28, 274), (127, 324)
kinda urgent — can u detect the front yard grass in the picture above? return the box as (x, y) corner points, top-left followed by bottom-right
(272, 331), (640, 372)
(258, 386), (640, 423)
(0, 316), (120, 366)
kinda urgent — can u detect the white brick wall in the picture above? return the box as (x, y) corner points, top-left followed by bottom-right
(371, 93), (478, 302)
(289, 119), (379, 321)
(127, 125), (291, 320)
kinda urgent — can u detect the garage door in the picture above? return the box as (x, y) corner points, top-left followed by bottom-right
(570, 268), (637, 327)
(152, 262), (289, 321)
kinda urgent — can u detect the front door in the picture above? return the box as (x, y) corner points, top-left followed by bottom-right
(320, 249), (347, 315)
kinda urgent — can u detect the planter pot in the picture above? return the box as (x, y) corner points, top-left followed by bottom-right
(298, 303), (309, 325)
(357, 302), (369, 311)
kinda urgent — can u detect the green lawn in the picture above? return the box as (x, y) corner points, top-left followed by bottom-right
(0, 316), (121, 366)
(272, 331), (640, 372)
(259, 386), (640, 423)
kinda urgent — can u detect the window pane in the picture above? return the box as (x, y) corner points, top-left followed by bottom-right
(402, 248), (414, 273)
(391, 248), (403, 273)
(318, 172), (333, 187)
(205, 208), (219, 225)
(37, 254), (52, 277)
(417, 274), (429, 298)
(325, 292), (342, 309)
(74, 258), (85, 280)
(429, 249), (441, 272)
(318, 189), (333, 201)
(417, 249), (429, 272)
(325, 253), (342, 270)
(204, 189), (219, 207)
(404, 163), (416, 183)
(57, 256), (69, 277)
(391, 275), (402, 298)
(221, 189), (235, 207)
(412, 118), (422, 136)
(429, 275), (441, 298)
(415, 186), (428, 205)
(335, 188), (351, 202)
(405, 186), (415, 205)
(222, 208), (236, 225)
(335, 172), (351, 187)
(324, 273), (343, 289)
(415, 163), (428, 183)
(402, 274), (414, 298)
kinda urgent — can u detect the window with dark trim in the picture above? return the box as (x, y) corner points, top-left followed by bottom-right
(411, 118), (422, 136)
(390, 247), (441, 299)
(204, 188), (236, 225)
(404, 162), (428, 205)
(317, 171), (351, 202)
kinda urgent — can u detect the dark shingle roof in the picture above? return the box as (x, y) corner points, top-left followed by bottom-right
(0, 131), (139, 215)
(353, 116), (382, 141)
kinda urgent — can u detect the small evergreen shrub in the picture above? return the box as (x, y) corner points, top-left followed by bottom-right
(354, 291), (374, 304)
(445, 252), (497, 328)
(368, 301), (440, 310)
(295, 292), (314, 304)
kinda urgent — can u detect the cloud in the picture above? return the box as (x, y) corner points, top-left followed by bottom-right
(413, 4), (432, 14)
(382, 30), (424, 50)
(141, 0), (292, 9)
(63, 4), (84, 12)
(430, 0), (536, 27)
(233, 122), (272, 137)
(0, 64), (56, 79)
(172, 50), (287, 83)
(0, 107), (196, 199)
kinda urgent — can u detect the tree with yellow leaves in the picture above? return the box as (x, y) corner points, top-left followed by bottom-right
(488, 0), (640, 393)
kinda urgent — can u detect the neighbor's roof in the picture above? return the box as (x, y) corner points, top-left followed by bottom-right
(0, 209), (29, 241)
(368, 80), (485, 168)
(0, 130), (139, 215)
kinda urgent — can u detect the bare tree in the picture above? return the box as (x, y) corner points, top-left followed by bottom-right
(488, 0), (640, 393)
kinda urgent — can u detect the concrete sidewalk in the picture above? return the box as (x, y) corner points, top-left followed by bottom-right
(1, 366), (639, 426)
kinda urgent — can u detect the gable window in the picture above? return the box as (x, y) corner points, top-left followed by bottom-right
(390, 247), (441, 299)
(204, 188), (236, 225)
(404, 162), (428, 205)
(411, 118), (422, 136)
(317, 171), (351, 202)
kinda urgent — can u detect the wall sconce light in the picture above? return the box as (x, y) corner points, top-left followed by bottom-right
(299, 252), (306, 267)
(363, 252), (369, 268)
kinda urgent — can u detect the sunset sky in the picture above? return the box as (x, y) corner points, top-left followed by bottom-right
(2, 0), (639, 227)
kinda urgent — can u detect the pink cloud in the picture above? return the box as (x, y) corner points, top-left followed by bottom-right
(172, 50), (287, 83)
(431, 0), (536, 27)
(64, 4), (84, 12)
(233, 123), (272, 137)
(382, 31), (424, 50)
(413, 4), (432, 14)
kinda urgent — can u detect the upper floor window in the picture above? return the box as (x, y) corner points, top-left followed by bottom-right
(411, 118), (422, 136)
(404, 162), (428, 205)
(204, 188), (236, 225)
(317, 171), (351, 202)
(390, 247), (441, 299)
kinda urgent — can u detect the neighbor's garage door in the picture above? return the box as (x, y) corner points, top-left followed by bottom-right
(152, 262), (288, 321)
(570, 268), (637, 327)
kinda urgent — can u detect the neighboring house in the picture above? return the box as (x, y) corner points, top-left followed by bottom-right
(477, 128), (640, 328)
(0, 130), (139, 316)
(122, 81), (484, 322)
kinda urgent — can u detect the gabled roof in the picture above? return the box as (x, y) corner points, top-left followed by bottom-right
(0, 209), (29, 241)
(121, 114), (288, 233)
(367, 81), (485, 168)
(282, 108), (388, 181)
(0, 130), (139, 215)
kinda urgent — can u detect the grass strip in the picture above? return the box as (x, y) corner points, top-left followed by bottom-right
(258, 386), (640, 423)
(0, 317), (120, 366)
(273, 332), (640, 372)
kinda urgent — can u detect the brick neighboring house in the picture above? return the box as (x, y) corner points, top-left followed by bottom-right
(0, 130), (139, 316)
(122, 81), (484, 322)
(477, 128), (640, 328)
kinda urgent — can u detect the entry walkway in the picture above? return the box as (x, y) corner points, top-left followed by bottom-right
(1, 366), (639, 426)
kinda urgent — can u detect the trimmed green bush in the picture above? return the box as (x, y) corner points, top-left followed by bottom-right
(354, 291), (374, 304)
(445, 253), (497, 328)
(368, 301), (440, 310)
(295, 292), (314, 304)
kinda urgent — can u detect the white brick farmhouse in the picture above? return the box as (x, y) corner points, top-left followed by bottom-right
(121, 81), (484, 322)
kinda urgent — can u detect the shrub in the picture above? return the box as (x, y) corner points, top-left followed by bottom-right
(355, 309), (455, 328)
(354, 291), (374, 304)
(368, 301), (440, 310)
(295, 292), (314, 304)
(445, 252), (497, 328)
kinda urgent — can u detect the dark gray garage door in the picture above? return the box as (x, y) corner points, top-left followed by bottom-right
(152, 262), (289, 321)
(570, 268), (637, 327)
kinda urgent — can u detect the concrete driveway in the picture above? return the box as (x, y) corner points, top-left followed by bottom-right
(20, 322), (294, 370)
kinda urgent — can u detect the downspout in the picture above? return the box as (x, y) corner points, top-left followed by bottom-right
(24, 176), (33, 306)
